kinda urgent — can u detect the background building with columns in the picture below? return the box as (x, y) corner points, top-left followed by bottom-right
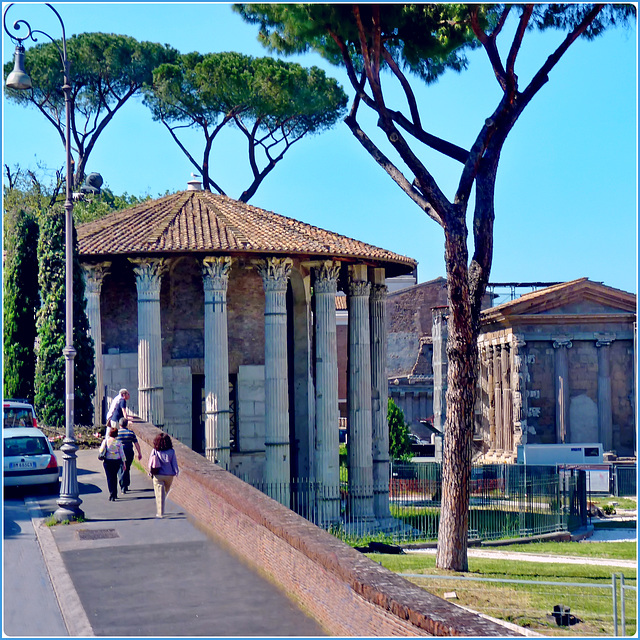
(382, 277), (636, 463)
(77, 180), (415, 519)
(475, 279), (636, 462)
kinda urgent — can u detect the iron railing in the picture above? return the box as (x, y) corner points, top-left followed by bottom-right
(235, 461), (585, 543)
(613, 465), (637, 497)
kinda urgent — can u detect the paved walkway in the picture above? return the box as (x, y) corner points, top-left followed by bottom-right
(26, 449), (326, 637)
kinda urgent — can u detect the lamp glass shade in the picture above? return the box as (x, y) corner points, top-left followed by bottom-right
(6, 46), (32, 90)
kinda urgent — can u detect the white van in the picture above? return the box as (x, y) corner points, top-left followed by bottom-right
(517, 443), (603, 465)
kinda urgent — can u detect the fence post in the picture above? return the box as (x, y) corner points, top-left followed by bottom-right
(620, 573), (626, 637)
(612, 573), (619, 636)
(577, 470), (588, 526)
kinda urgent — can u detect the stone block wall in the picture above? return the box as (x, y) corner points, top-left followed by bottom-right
(611, 342), (636, 453)
(234, 364), (266, 480)
(132, 419), (518, 638)
(163, 365), (193, 448)
(228, 268), (265, 372)
(525, 343), (556, 442)
(103, 352), (139, 419)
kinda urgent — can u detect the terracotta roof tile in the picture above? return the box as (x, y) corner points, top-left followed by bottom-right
(78, 191), (416, 274)
(335, 295), (347, 310)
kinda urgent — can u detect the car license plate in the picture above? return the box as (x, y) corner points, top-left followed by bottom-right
(9, 461), (36, 470)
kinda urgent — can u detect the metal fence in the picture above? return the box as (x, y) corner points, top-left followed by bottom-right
(614, 465), (637, 497)
(236, 461), (585, 543)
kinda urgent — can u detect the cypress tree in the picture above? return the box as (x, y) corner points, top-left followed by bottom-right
(34, 205), (95, 427)
(3, 208), (39, 400)
(388, 398), (412, 462)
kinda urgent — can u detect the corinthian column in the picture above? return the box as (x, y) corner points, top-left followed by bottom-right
(493, 344), (503, 455)
(511, 334), (527, 448)
(501, 342), (512, 458)
(596, 336), (614, 452)
(130, 258), (166, 428)
(313, 261), (341, 525)
(347, 266), (374, 522)
(203, 256), (233, 469)
(486, 345), (496, 455)
(432, 307), (448, 435)
(370, 270), (390, 521)
(81, 261), (110, 427)
(257, 257), (292, 501)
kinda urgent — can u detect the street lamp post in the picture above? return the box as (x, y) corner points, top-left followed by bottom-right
(4, 2), (83, 521)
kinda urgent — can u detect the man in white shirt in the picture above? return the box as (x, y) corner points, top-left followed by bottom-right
(106, 388), (130, 431)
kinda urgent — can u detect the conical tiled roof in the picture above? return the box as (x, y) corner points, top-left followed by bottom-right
(77, 190), (416, 275)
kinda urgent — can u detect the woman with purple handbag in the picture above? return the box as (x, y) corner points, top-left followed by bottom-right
(148, 432), (179, 518)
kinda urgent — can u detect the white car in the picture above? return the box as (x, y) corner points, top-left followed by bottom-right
(3, 427), (59, 489)
(3, 400), (38, 428)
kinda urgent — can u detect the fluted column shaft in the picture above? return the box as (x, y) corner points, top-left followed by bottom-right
(554, 338), (572, 443)
(203, 257), (233, 469)
(596, 338), (614, 452)
(501, 343), (512, 456)
(511, 335), (528, 448)
(432, 307), (448, 434)
(130, 258), (166, 428)
(257, 258), (292, 499)
(347, 273), (374, 521)
(493, 344), (503, 454)
(370, 278), (390, 520)
(313, 261), (341, 525)
(486, 345), (496, 453)
(81, 262), (110, 427)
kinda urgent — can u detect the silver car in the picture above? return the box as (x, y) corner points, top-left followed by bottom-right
(3, 427), (59, 489)
(3, 400), (38, 428)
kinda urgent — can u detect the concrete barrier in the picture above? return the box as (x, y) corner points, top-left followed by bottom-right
(133, 419), (520, 637)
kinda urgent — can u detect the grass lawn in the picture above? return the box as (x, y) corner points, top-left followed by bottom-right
(590, 496), (637, 510)
(369, 550), (636, 636)
(484, 540), (637, 560)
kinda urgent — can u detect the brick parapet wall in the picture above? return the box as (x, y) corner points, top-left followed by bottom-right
(132, 419), (519, 637)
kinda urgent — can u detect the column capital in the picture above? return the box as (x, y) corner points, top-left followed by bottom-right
(595, 333), (615, 348)
(81, 261), (111, 295)
(511, 333), (527, 348)
(202, 256), (233, 292)
(348, 280), (371, 298)
(256, 257), (292, 292)
(313, 260), (340, 294)
(553, 337), (573, 349)
(129, 257), (167, 297)
(370, 283), (388, 302)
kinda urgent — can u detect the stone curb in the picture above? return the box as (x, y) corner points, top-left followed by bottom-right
(29, 512), (94, 636)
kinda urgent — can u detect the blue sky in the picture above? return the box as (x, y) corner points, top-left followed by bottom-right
(2, 2), (637, 295)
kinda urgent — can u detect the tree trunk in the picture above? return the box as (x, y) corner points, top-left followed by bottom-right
(435, 222), (479, 572)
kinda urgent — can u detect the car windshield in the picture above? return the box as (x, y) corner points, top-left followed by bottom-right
(3, 408), (34, 428)
(4, 436), (49, 457)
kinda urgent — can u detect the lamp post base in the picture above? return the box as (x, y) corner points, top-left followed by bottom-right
(53, 438), (84, 522)
(53, 504), (84, 522)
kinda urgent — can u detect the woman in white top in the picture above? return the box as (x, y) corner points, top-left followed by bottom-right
(99, 426), (126, 501)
